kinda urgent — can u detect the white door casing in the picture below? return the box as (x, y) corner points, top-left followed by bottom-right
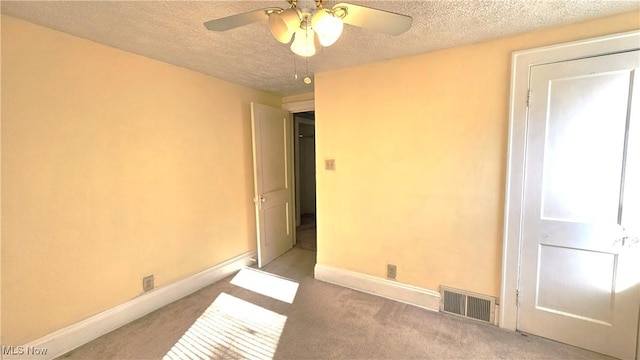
(299, 122), (316, 215)
(294, 117), (316, 226)
(501, 30), (640, 359)
(518, 51), (639, 359)
(251, 102), (294, 268)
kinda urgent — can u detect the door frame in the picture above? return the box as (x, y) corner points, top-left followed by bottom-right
(294, 116), (316, 226)
(282, 99), (316, 242)
(500, 30), (640, 351)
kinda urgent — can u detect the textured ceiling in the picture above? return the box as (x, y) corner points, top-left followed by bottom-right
(2, 1), (638, 96)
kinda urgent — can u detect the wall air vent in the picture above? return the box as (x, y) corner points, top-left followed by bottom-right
(440, 285), (496, 324)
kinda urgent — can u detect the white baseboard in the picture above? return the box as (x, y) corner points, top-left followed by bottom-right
(314, 264), (441, 311)
(3, 250), (256, 360)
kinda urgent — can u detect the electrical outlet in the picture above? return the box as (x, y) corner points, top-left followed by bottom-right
(143, 275), (154, 292)
(325, 159), (336, 171)
(387, 264), (397, 280)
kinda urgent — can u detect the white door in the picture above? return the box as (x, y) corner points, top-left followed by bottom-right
(518, 51), (640, 359)
(251, 102), (294, 268)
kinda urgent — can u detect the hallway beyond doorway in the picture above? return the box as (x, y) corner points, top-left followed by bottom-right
(295, 213), (316, 252)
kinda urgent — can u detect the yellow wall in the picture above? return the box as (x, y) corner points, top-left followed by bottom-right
(1, 16), (280, 345)
(315, 11), (640, 298)
(283, 92), (314, 104)
(2, 8), (639, 347)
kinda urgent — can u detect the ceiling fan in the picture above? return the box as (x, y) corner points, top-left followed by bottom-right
(204, 0), (412, 58)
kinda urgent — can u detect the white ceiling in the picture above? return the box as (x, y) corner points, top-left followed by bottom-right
(2, 1), (638, 96)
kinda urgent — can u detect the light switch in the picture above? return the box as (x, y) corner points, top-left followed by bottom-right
(325, 159), (336, 171)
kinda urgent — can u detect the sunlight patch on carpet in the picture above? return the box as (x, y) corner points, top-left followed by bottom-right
(163, 292), (286, 360)
(230, 267), (299, 304)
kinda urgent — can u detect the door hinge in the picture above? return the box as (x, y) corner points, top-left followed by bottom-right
(516, 289), (520, 306)
(526, 89), (532, 107)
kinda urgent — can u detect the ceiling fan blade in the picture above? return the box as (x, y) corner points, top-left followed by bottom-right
(334, 3), (412, 35)
(204, 9), (270, 31)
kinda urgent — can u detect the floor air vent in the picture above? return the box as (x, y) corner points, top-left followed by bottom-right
(440, 286), (496, 324)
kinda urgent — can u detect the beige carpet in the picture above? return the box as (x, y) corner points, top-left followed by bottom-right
(59, 248), (613, 360)
(294, 214), (316, 252)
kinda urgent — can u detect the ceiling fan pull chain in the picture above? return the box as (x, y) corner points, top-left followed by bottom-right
(304, 57), (312, 85)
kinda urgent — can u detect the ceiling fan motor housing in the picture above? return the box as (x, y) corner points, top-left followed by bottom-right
(288, 0), (329, 11)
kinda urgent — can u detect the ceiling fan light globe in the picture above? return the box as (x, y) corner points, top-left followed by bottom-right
(314, 31), (323, 54)
(290, 28), (317, 57)
(311, 10), (343, 47)
(268, 9), (300, 44)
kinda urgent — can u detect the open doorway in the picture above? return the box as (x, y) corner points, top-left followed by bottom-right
(294, 111), (316, 253)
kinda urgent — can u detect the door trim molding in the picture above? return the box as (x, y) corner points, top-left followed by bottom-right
(501, 30), (640, 332)
(282, 99), (315, 239)
(282, 99), (315, 113)
(294, 117), (316, 226)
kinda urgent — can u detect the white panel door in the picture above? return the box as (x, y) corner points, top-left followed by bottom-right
(519, 51), (640, 359)
(251, 102), (294, 268)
